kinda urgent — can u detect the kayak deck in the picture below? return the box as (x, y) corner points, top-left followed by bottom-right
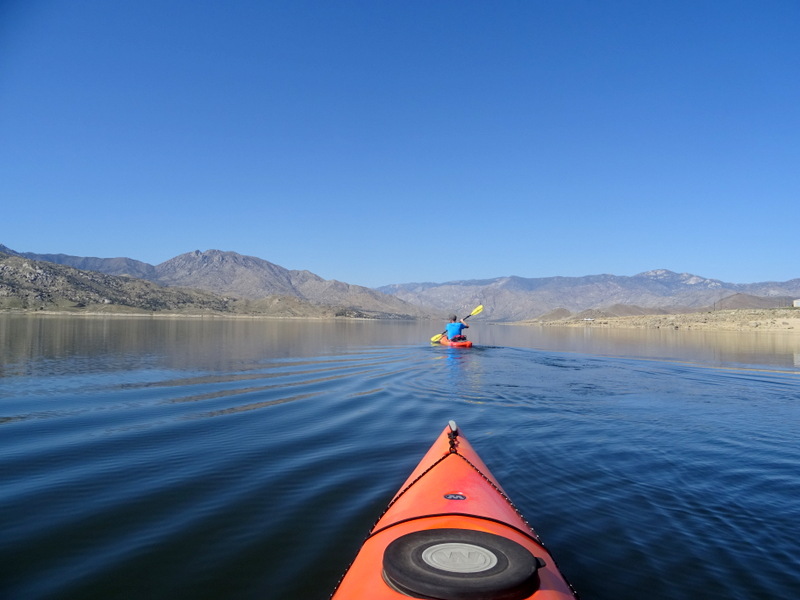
(331, 422), (578, 599)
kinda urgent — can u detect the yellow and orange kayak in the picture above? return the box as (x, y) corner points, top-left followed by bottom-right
(438, 338), (473, 348)
(331, 422), (579, 599)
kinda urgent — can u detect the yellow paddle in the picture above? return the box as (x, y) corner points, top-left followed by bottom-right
(431, 305), (484, 343)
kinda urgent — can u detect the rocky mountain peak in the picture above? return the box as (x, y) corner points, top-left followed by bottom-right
(636, 269), (722, 288)
(154, 250), (297, 297)
(637, 269), (677, 279)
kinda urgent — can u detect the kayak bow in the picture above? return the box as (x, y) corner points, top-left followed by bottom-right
(331, 422), (578, 599)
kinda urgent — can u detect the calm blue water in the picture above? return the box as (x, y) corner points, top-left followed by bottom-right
(1, 316), (798, 599)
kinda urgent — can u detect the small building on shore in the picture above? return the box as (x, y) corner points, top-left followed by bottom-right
(794, 299), (800, 308)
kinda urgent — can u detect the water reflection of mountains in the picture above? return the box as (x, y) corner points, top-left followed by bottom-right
(0, 317), (437, 373)
(2, 315), (797, 373)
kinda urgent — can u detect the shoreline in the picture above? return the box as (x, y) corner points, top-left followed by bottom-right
(513, 308), (800, 332)
(4, 307), (799, 331)
(0, 308), (429, 321)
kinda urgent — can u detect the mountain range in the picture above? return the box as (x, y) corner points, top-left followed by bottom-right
(379, 270), (800, 321)
(0, 246), (429, 318)
(2, 244), (798, 320)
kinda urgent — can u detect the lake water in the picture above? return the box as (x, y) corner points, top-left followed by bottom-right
(1, 315), (798, 599)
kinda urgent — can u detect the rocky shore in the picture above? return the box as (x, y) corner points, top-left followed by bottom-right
(528, 308), (800, 332)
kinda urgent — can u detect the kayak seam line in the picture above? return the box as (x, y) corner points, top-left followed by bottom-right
(368, 452), (452, 531)
(457, 453), (582, 599)
(455, 452), (546, 546)
(364, 512), (549, 550)
(368, 448), (547, 549)
(456, 457), (582, 599)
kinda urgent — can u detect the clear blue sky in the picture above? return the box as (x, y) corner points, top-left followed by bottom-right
(2, 1), (798, 287)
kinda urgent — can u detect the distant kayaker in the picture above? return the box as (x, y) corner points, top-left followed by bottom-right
(445, 314), (469, 341)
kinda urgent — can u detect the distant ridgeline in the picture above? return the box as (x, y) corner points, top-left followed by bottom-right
(2, 244), (799, 320)
(0, 246), (430, 318)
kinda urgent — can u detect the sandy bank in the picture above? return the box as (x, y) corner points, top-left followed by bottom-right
(522, 308), (800, 332)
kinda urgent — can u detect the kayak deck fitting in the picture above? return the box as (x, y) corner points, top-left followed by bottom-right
(331, 421), (578, 599)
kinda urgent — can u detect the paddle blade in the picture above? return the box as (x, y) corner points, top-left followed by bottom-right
(469, 304), (484, 317)
(430, 333), (445, 343)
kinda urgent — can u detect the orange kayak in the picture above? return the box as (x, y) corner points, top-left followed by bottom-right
(331, 422), (579, 599)
(438, 338), (473, 348)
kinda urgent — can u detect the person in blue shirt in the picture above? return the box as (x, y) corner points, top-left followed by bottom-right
(445, 314), (469, 341)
